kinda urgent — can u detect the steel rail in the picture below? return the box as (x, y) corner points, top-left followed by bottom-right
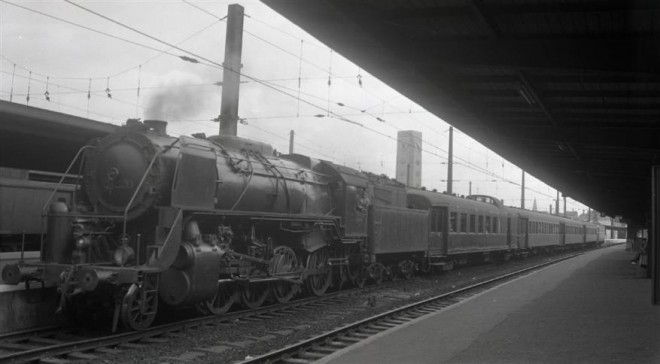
(0, 283), (375, 363)
(240, 252), (584, 364)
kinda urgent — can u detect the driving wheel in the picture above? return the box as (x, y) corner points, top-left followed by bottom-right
(305, 247), (332, 296)
(270, 246), (299, 303)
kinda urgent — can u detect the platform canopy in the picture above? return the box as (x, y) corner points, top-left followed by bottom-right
(264, 0), (660, 225)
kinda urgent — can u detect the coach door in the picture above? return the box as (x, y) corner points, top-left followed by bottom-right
(428, 206), (448, 256)
(507, 217), (512, 248)
(518, 217), (529, 249)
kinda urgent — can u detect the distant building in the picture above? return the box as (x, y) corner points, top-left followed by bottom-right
(396, 130), (422, 187)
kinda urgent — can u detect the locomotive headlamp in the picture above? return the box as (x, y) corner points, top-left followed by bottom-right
(75, 236), (91, 249)
(113, 245), (135, 266)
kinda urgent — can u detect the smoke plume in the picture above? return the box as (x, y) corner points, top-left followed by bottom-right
(145, 87), (213, 121)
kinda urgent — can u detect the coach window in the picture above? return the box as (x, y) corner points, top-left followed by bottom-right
(478, 215), (484, 233)
(493, 217), (499, 233)
(469, 214), (476, 232)
(485, 216), (491, 233)
(460, 213), (468, 233)
(450, 212), (457, 232)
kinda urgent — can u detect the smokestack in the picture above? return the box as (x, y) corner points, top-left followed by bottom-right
(144, 119), (168, 136)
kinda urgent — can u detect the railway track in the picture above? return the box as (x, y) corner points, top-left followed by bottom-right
(240, 252), (583, 364)
(0, 249), (593, 363)
(0, 282), (383, 363)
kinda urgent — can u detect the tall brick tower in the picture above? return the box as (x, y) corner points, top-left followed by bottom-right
(395, 130), (422, 187)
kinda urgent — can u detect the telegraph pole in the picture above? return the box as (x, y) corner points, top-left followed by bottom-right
(218, 4), (244, 136)
(521, 170), (525, 209)
(447, 126), (453, 194)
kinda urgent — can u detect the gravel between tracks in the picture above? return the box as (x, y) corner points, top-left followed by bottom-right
(82, 252), (586, 364)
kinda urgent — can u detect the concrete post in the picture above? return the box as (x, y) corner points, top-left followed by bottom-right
(219, 4), (244, 136)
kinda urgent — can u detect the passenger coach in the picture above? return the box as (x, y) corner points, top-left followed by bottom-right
(407, 190), (509, 270)
(407, 189), (604, 269)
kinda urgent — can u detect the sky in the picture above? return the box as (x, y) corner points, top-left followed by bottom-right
(0, 0), (593, 215)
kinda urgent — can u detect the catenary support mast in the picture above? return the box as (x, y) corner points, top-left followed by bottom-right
(218, 4), (244, 136)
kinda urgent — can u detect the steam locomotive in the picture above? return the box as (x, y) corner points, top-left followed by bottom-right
(1, 119), (602, 331)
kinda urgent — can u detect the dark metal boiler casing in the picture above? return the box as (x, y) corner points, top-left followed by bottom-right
(189, 135), (332, 215)
(84, 128), (332, 220)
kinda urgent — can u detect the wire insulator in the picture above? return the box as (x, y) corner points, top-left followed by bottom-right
(26, 71), (32, 104)
(44, 76), (50, 101)
(105, 77), (112, 98)
(9, 64), (16, 102)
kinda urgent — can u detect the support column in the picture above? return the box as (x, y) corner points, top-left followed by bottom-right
(218, 4), (244, 136)
(652, 166), (659, 303)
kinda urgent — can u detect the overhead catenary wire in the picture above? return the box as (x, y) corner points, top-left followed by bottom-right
(183, 2), (449, 136)
(4, 1), (569, 206)
(5, 0), (443, 146)
(0, 2), (222, 80)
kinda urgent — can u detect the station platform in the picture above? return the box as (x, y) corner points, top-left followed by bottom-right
(320, 244), (660, 364)
(0, 252), (59, 333)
